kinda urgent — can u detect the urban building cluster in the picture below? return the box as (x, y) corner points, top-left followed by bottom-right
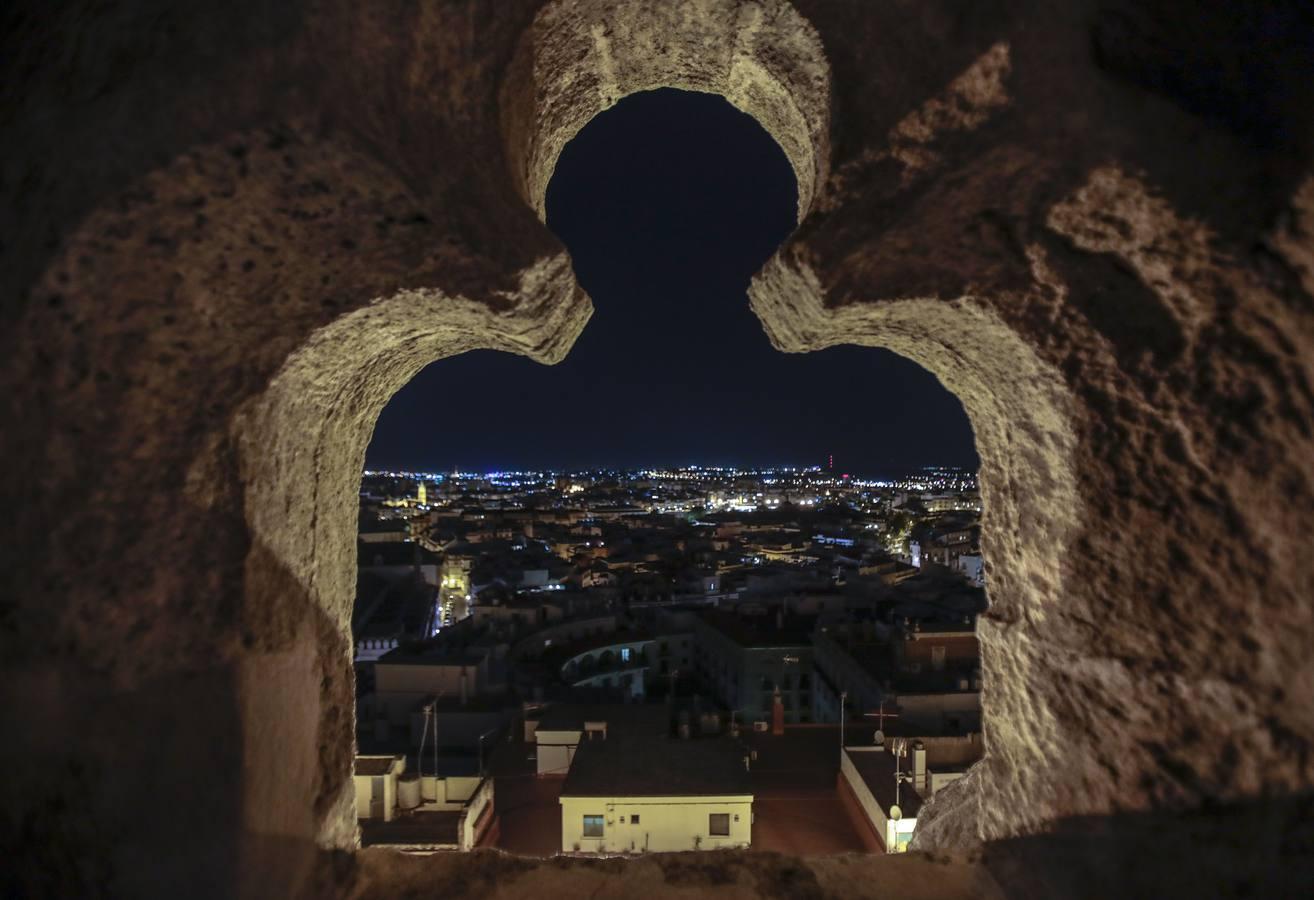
(350, 465), (986, 855)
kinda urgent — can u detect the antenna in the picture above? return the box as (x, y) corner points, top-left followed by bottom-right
(891, 738), (908, 808)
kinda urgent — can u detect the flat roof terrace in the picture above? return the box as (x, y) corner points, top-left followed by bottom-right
(846, 747), (924, 819)
(561, 735), (751, 798)
(359, 811), (463, 849)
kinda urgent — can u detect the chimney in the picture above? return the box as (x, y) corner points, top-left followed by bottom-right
(913, 740), (926, 792)
(772, 687), (785, 736)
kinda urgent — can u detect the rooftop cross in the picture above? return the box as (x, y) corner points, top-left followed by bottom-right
(863, 702), (899, 732)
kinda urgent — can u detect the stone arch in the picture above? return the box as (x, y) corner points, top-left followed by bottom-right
(500, 0), (831, 222)
(749, 263), (1077, 841)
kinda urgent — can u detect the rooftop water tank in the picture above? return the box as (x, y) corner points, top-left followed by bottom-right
(398, 773), (422, 811)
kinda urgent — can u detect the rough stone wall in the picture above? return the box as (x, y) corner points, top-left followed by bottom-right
(501, 0), (831, 220)
(765, 1), (1314, 851)
(2, 1), (1312, 897)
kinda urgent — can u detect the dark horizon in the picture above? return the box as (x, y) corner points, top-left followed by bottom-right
(366, 89), (979, 478)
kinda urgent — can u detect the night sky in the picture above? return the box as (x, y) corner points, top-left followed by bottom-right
(367, 89), (977, 478)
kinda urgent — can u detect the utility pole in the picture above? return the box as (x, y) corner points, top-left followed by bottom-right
(839, 691), (847, 760)
(477, 727), (497, 778)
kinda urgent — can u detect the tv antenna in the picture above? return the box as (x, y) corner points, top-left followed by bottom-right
(891, 738), (910, 808)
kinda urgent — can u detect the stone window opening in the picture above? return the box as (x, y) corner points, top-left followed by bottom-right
(27, 0), (1313, 895)
(353, 78), (990, 860)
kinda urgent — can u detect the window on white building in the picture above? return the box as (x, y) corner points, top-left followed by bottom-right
(583, 815), (604, 837)
(709, 813), (730, 836)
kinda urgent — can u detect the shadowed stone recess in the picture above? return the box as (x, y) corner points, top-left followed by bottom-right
(2, 1), (1313, 897)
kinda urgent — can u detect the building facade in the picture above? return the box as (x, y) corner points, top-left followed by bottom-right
(693, 612), (814, 725)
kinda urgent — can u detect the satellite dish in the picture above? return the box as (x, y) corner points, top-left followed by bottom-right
(874, 729), (885, 745)
(890, 805), (903, 822)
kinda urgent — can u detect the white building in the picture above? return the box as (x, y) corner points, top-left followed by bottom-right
(559, 733), (753, 854)
(371, 647), (491, 726)
(354, 755), (406, 822)
(353, 754), (497, 852)
(838, 733), (983, 852)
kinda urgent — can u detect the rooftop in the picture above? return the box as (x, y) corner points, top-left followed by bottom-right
(536, 702), (669, 734)
(355, 755), (403, 777)
(696, 610), (815, 648)
(561, 735), (752, 798)
(845, 747), (924, 819)
(377, 646), (488, 667)
(359, 810), (463, 848)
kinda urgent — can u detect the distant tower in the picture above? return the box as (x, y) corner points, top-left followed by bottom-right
(828, 453), (834, 471)
(416, 481), (427, 505)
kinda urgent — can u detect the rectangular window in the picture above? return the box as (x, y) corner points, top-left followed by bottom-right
(709, 813), (730, 836)
(583, 815), (604, 838)
(630, 814), (640, 825)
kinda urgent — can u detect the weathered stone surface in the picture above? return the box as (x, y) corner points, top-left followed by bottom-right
(343, 847), (1005, 900)
(2, 1), (1312, 897)
(501, 0), (831, 221)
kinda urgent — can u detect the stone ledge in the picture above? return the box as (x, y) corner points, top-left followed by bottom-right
(343, 848), (1002, 900)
